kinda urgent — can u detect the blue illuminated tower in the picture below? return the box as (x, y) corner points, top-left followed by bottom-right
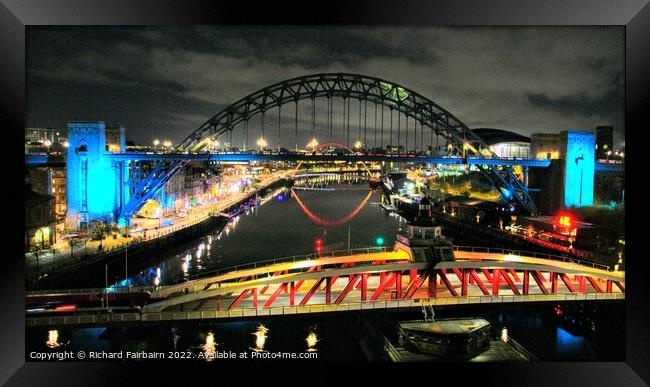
(559, 131), (595, 208)
(65, 121), (129, 230)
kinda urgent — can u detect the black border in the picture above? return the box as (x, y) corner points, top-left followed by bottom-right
(3, 0), (650, 385)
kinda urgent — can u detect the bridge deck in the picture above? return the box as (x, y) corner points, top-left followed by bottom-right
(26, 247), (625, 326)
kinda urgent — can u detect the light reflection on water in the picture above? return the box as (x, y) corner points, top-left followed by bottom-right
(252, 324), (269, 352)
(306, 331), (319, 352)
(129, 173), (398, 287)
(46, 330), (61, 349)
(203, 332), (216, 361)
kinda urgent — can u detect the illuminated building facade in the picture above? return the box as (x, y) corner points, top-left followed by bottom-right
(473, 128), (530, 158)
(27, 167), (67, 224)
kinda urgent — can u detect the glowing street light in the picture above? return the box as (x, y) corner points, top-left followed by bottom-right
(62, 141), (69, 148)
(354, 141), (362, 149)
(153, 139), (160, 146)
(163, 140), (172, 148)
(257, 137), (267, 150)
(307, 138), (319, 151)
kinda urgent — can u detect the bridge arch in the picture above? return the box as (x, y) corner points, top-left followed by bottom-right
(120, 73), (537, 223)
(177, 73), (536, 214)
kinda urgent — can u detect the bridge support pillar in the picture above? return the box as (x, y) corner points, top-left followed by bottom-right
(360, 274), (368, 301)
(560, 130), (596, 208)
(325, 277), (332, 304)
(289, 282), (295, 306)
(252, 288), (258, 308)
(394, 272), (402, 298)
(551, 273), (558, 293)
(461, 269), (468, 296)
(492, 269), (500, 295)
(523, 270), (529, 295)
(578, 276), (586, 293)
(66, 121), (126, 229)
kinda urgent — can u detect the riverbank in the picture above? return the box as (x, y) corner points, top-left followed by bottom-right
(27, 176), (287, 290)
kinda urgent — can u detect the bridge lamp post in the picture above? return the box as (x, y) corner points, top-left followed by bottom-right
(153, 139), (160, 147)
(606, 150), (612, 162)
(308, 138), (318, 152)
(354, 141), (362, 150)
(257, 137), (267, 151)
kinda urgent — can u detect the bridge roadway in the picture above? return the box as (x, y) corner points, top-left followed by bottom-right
(106, 152), (553, 167)
(25, 246), (624, 327)
(25, 152), (625, 171)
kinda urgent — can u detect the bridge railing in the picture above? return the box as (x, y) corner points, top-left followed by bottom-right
(27, 286), (157, 296)
(183, 246), (390, 281)
(452, 245), (611, 271)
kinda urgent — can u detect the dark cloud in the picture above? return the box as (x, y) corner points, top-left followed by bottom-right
(26, 26), (625, 147)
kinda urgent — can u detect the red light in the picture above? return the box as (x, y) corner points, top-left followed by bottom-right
(556, 213), (573, 228)
(54, 304), (76, 312)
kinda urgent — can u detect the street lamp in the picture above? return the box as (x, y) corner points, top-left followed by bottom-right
(153, 139), (160, 147)
(606, 150), (612, 161)
(62, 141), (69, 148)
(354, 141), (362, 150)
(307, 138), (318, 152)
(257, 137), (267, 150)
(163, 140), (172, 148)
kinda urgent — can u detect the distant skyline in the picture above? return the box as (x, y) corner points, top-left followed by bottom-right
(27, 26), (624, 148)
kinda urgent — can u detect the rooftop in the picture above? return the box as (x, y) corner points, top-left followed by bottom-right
(399, 318), (490, 335)
(473, 128), (531, 145)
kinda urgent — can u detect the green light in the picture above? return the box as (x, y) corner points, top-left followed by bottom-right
(376, 236), (385, 246)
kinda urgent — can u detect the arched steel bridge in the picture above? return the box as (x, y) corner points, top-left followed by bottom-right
(120, 73), (537, 222)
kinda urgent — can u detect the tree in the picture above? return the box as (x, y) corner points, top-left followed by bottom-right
(66, 236), (83, 262)
(91, 221), (108, 250)
(29, 241), (44, 268)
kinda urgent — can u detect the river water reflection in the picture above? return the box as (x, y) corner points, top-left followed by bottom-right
(129, 173), (403, 287)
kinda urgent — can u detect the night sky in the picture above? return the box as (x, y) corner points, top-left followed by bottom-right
(26, 26), (624, 148)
